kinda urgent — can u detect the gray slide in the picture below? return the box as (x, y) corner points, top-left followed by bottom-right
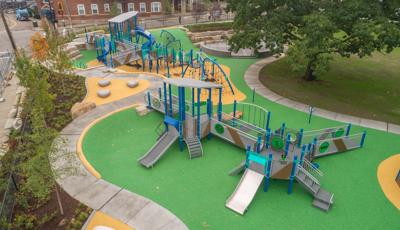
(138, 128), (179, 168)
(226, 169), (264, 215)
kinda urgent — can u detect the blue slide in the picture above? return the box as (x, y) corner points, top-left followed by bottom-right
(135, 26), (156, 50)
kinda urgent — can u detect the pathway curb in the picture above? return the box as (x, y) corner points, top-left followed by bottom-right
(244, 57), (400, 134)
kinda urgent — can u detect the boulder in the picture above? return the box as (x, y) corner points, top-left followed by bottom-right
(98, 79), (111, 87)
(127, 80), (139, 88)
(71, 101), (96, 119)
(97, 89), (111, 98)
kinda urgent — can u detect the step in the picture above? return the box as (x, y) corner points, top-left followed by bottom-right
(312, 198), (332, 212)
(314, 188), (334, 204)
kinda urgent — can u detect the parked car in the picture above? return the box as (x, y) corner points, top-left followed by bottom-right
(16, 8), (29, 21)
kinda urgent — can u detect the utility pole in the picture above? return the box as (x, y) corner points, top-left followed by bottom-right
(0, 9), (18, 54)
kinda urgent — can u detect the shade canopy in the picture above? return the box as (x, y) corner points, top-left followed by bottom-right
(163, 77), (222, 89)
(108, 11), (138, 23)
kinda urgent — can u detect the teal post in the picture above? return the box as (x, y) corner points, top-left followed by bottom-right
(217, 88), (222, 121)
(266, 111), (271, 130)
(280, 123), (286, 137)
(245, 145), (251, 168)
(299, 145), (306, 165)
(264, 153), (273, 192)
(288, 155), (298, 194)
(265, 128), (271, 149)
(182, 87), (186, 121)
(163, 83), (168, 116)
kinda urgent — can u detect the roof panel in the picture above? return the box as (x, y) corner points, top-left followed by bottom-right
(108, 11), (138, 23)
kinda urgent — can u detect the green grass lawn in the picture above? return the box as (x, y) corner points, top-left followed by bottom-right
(259, 51), (400, 125)
(81, 28), (400, 229)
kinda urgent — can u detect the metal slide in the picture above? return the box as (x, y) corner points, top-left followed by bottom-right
(138, 128), (179, 168)
(225, 169), (264, 215)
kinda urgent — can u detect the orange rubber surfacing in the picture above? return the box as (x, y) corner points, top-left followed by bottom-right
(83, 77), (150, 106)
(377, 154), (400, 210)
(116, 60), (246, 105)
(85, 211), (134, 230)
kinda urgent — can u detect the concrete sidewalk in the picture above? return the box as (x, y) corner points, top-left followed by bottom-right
(243, 57), (400, 134)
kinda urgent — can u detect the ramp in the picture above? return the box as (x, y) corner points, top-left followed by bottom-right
(138, 128), (179, 168)
(225, 169), (264, 215)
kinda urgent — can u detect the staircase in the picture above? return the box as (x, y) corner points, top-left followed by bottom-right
(295, 165), (334, 212)
(185, 137), (203, 159)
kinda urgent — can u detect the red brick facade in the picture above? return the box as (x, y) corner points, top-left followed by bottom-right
(36, 0), (164, 24)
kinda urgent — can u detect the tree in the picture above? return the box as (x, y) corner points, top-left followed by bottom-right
(162, 0), (172, 15)
(110, 1), (120, 17)
(192, 0), (212, 23)
(227, 0), (400, 81)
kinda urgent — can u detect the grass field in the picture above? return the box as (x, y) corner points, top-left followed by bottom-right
(81, 28), (400, 230)
(259, 51), (400, 125)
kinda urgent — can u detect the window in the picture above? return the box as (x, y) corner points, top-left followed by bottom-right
(151, 2), (161, 12)
(140, 3), (146, 12)
(128, 3), (134, 11)
(104, 3), (110, 13)
(77, 4), (85, 15)
(91, 4), (99, 14)
(117, 3), (123, 13)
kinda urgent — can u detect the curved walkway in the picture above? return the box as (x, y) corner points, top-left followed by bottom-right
(51, 69), (188, 230)
(244, 57), (400, 134)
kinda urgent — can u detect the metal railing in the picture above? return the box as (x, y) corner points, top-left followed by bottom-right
(301, 158), (323, 181)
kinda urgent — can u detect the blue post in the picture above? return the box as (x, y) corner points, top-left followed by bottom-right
(264, 153), (273, 192)
(297, 128), (304, 147)
(281, 123), (286, 137)
(306, 143), (312, 160)
(233, 100), (237, 118)
(360, 131), (367, 147)
(256, 136), (262, 153)
(147, 91), (152, 108)
(300, 145), (306, 165)
(163, 83), (168, 116)
(191, 88), (195, 117)
(158, 87), (162, 100)
(346, 123), (352, 136)
(266, 111), (271, 130)
(207, 88), (212, 119)
(284, 134), (291, 158)
(197, 88), (201, 139)
(168, 84), (173, 115)
(288, 155), (298, 194)
(178, 87), (182, 121)
(245, 145), (251, 168)
(265, 128), (271, 149)
(182, 87), (186, 121)
(218, 88), (222, 121)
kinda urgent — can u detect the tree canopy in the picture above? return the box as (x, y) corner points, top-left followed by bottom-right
(227, 0), (400, 80)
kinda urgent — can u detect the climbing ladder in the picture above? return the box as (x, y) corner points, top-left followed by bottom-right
(295, 164), (334, 212)
(185, 137), (203, 159)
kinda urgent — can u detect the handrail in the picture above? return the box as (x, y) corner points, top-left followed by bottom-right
(297, 164), (320, 186)
(302, 125), (348, 136)
(302, 158), (324, 177)
(315, 132), (363, 144)
(220, 112), (266, 134)
(211, 118), (258, 142)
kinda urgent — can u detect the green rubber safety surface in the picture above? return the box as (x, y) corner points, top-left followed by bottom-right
(82, 28), (400, 229)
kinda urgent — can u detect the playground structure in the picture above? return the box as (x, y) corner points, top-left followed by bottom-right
(140, 76), (367, 214)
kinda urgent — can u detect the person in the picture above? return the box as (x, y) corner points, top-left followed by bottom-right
(178, 15), (182, 24)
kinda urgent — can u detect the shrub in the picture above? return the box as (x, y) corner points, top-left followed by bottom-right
(186, 21), (232, 32)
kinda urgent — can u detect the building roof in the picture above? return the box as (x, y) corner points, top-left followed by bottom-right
(108, 11), (138, 23)
(163, 78), (222, 89)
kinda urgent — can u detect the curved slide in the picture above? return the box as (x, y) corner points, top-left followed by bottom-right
(134, 26), (156, 50)
(138, 128), (179, 168)
(226, 169), (264, 215)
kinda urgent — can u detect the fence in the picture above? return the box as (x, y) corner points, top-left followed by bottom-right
(0, 173), (18, 224)
(0, 51), (15, 99)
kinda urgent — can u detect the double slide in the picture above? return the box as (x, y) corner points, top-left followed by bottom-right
(138, 128), (179, 168)
(225, 169), (264, 215)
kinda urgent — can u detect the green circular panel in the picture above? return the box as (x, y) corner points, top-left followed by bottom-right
(185, 104), (190, 111)
(215, 124), (224, 134)
(271, 136), (284, 150)
(334, 128), (345, 138)
(287, 131), (298, 143)
(319, 141), (330, 153)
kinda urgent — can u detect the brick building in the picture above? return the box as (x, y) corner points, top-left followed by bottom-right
(36, 0), (194, 25)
